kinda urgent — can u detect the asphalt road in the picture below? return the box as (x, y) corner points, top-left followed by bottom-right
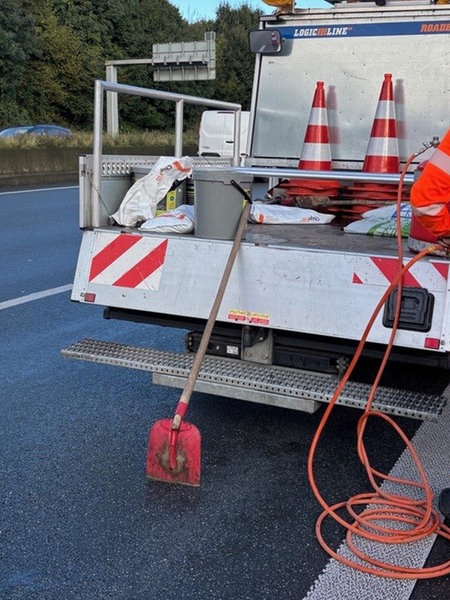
(0, 186), (449, 599)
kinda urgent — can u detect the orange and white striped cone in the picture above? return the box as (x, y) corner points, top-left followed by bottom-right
(298, 81), (332, 171)
(362, 73), (399, 174)
(281, 81), (339, 206)
(346, 73), (401, 217)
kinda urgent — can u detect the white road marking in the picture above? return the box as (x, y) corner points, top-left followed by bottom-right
(0, 185), (78, 196)
(304, 397), (450, 600)
(0, 284), (73, 310)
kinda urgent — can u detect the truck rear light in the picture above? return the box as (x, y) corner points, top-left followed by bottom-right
(424, 337), (440, 350)
(83, 292), (96, 303)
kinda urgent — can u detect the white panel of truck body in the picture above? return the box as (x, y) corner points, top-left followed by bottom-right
(72, 228), (450, 352)
(251, 5), (450, 167)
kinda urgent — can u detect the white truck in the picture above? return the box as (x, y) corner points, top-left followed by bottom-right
(198, 109), (250, 158)
(63, 1), (450, 422)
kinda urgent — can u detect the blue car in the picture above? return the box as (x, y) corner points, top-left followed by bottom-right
(0, 124), (72, 138)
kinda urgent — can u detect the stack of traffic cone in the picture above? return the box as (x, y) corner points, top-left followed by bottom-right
(342, 73), (410, 218)
(362, 73), (399, 175)
(278, 81), (340, 207)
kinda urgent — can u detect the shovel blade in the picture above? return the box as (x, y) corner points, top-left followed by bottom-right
(146, 418), (201, 487)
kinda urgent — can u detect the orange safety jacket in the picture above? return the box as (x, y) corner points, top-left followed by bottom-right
(411, 127), (450, 239)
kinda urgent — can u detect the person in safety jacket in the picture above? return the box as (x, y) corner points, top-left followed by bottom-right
(411, 130), (450, 518)
(411, 127), (450, 244)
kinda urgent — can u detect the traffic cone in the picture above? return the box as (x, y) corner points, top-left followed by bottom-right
(362, 73), (399, 173)
(279, 81), (339, 208)
(298, 81), (332, 171)
(344, 73), (404, 218)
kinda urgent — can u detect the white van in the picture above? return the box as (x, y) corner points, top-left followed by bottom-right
(198, 110), (249, 157)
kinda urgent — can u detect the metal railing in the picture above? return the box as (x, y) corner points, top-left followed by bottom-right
(233, 166), (415, 185)
(92, 80), (242, 227)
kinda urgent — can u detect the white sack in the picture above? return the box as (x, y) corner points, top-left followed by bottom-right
(362, 203), (411, 220)
(345, 202), (411, 237)
(344, 216), (411, 237)
(139, 205), (195, 234)
(112, 156), (193, 227)
(249, 203), (335, 225)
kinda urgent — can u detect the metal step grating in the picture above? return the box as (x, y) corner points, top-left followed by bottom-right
(61, 338), (447, 421)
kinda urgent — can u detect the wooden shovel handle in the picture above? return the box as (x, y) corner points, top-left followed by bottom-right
(171, 201), (251, 428)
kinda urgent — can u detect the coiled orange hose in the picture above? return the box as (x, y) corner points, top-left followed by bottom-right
(307, 149), (450, 579)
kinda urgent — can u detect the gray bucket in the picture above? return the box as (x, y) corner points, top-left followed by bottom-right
(193, 168), (252, 240)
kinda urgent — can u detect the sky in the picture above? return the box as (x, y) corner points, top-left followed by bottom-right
(169, 0), (331, 22)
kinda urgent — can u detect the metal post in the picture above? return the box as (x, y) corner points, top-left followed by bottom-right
(175, 99), (184, 158)
(92, 81), (104, 228)
(105, 65), (119, 136)
(232, 110), (241, 166)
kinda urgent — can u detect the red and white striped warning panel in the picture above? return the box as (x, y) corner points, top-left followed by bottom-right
(353, 256), (449, 290)
(88, 233), (168, 290)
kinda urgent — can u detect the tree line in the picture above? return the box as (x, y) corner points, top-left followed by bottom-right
(0, 0), (261, 131)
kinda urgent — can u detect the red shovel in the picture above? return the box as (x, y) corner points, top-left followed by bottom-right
(146, 192), (252, 486)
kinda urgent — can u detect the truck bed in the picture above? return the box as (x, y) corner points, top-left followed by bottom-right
(244, 219), (404, 256)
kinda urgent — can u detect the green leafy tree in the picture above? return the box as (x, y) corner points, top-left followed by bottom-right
(110, 0), (190, 130)
(0, 0), (261, 131)
(16, 1), (105, 125)
(213, 3), (261, 109)
(0, 0), (35, 125)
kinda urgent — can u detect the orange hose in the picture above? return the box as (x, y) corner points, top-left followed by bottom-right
(308, 150), (450, 579)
